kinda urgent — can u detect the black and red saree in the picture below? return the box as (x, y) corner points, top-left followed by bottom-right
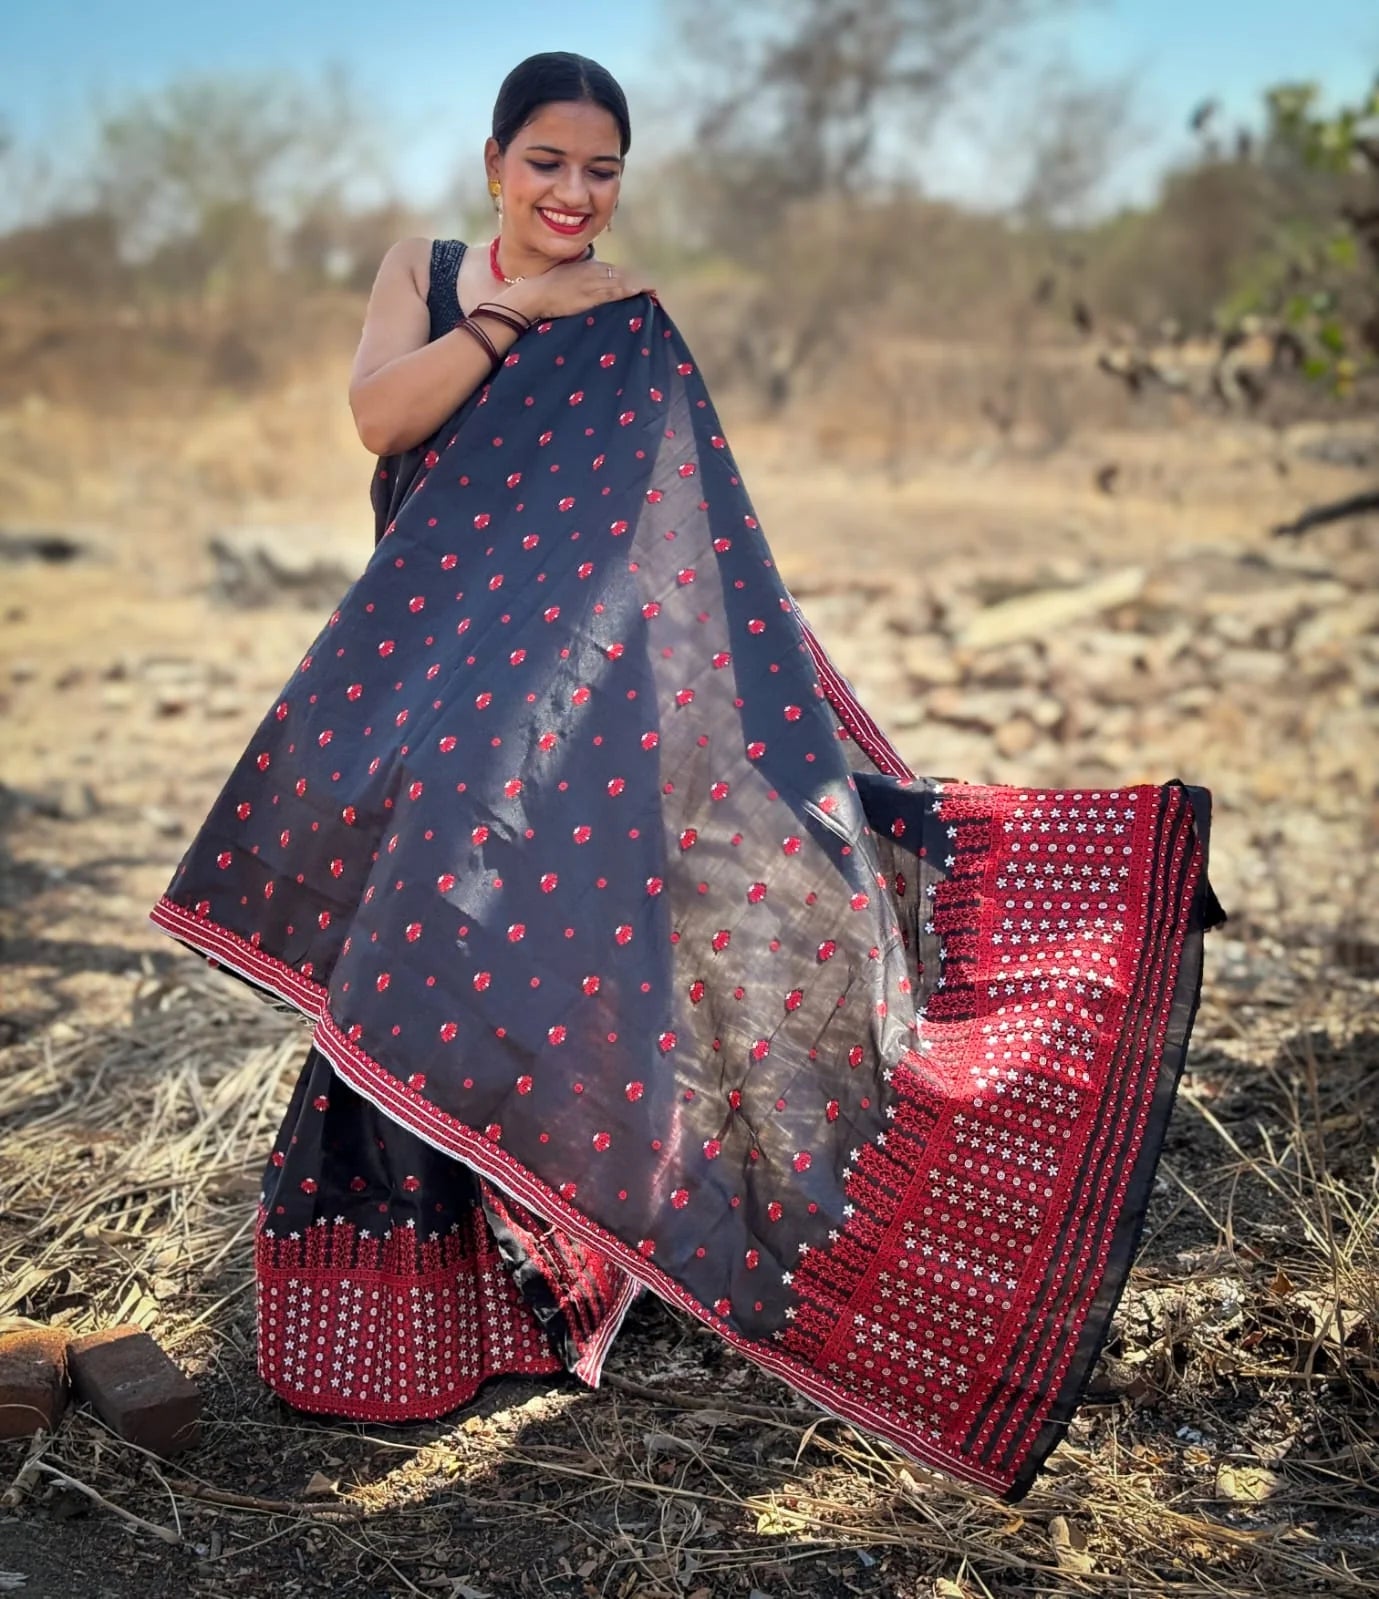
(150, 292), (1221, 1500)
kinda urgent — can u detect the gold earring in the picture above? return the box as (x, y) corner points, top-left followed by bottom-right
(489, 179), (502, 217)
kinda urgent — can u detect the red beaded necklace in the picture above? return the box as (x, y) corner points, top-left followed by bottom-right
(489, 235), (595, 285)
(489, 235), (520, 285)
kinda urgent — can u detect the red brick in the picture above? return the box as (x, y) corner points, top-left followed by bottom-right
(67, 1325), (201, 1456)
(0, 1326), (70, 1439)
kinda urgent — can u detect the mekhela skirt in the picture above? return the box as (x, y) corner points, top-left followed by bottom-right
(150, 295), (1222, 1500)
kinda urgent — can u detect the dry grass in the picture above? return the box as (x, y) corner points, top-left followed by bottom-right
(1, 956), (1375, 1598)
(1, 291), (1376, 1593)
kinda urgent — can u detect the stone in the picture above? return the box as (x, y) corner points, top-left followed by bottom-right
(994, 716), (1039, 759)
(208, 524), (360, 609)
(0, 528), (88, 565)
(924, 687), (1017, 732)
(1220, 650), (1287, 686)
(898, 635), (962, 686)
(1029, 695), (1065, 732)
(154, 687), (198, 717)
(1292, 595), (1379, 653)
(961, 642), (1043, 688)
(0, 1325), (70, 1439)
(100, 682), (135, 710)
(959, 568), (1146, 650)
(205, 688), (246, 718)
(67, 1325), (201, 1457)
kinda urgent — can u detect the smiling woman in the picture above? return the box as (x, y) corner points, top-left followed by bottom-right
(150, 49), (1222, 1501)
(348, 53), (652, 458)
(485, 57), (628, 257)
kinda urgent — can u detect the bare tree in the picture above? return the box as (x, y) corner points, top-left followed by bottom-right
(87, 67), (387, 297)
(663, 0), (1084, 408)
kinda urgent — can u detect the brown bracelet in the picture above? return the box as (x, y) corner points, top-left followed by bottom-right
(457, 317), (500, 368)
(473, 298), (532, 326)
(471, 301), (532, 337)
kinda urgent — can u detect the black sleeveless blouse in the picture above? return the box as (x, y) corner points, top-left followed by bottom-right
(427, 238), (467, 341)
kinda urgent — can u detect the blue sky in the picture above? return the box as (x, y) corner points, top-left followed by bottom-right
(4, 0), (1375, 223)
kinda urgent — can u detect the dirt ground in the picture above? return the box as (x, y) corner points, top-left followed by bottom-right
(1, 353), (1376, 1597)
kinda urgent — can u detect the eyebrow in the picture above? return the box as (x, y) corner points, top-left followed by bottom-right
(525, 143), (623, 165)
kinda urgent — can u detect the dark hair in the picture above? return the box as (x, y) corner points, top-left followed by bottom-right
(491, 52), (631, 157)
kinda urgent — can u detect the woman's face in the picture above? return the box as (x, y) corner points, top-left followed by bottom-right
(486, 100), (624, 261)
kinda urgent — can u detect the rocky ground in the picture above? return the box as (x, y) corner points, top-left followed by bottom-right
(0, 372), (1375, 1597)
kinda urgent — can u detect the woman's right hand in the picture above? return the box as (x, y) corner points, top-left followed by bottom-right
(508, 257), (655, 322)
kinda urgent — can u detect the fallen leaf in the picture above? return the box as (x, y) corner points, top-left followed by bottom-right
(303, 1471), (337, 1498)
(754, 1501), (810, 1536)
(1216, 1463), (1285, 1502)
(645, 1431), (698, 1458)
(1048, 1514), (1096, 1574)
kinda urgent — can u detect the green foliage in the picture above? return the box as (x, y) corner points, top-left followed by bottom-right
(1244, 77), (1379, 395)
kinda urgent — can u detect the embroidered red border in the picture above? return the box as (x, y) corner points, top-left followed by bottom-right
(153, 775), (1202, 1495)
(255, 1204), (560, 1422)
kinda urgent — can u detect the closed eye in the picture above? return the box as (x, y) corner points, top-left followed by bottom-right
(528, 160), (619, 181)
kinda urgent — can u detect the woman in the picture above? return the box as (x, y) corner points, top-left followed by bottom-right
(151, 52), (1222, 1501)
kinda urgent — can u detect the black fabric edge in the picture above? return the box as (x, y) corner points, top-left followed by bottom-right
(1002, 781), (1220, 1502)
(479, 1187), (582, 1373)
